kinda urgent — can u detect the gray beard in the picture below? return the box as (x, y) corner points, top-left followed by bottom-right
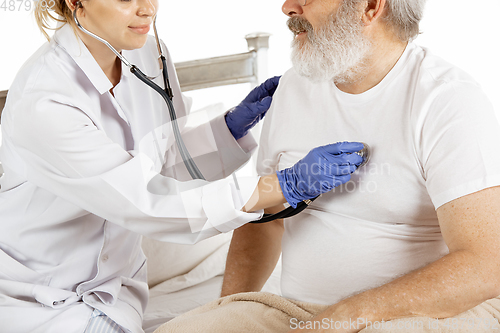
(289, 5), (371, 83)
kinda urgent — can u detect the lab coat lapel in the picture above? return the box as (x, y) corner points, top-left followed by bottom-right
(53, 25), (134, 133)
(53, 24), (113, 95)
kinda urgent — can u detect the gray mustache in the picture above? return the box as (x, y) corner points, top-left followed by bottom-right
(287, 17), (314, 35)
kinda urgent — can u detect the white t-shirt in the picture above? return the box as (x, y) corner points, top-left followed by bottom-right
(257, 43), (500, 305)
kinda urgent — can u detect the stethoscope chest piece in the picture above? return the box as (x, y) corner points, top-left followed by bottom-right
(250, 142), (372, 224)
(356, 143), (371, 168)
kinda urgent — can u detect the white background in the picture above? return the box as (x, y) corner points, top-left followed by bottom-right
(0, 0), (498, 114)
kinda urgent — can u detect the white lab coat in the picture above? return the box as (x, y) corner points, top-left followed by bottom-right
(0, 24), (262, 332)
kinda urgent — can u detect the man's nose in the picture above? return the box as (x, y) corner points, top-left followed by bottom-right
(282, 0), (304, 17)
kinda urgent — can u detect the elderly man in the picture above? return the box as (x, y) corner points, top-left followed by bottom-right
(155, 0), (500, 332)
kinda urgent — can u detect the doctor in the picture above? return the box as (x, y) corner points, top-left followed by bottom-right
(0, 0), (364, 332)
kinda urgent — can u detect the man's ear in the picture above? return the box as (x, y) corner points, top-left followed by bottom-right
(362, 0), (387, 25)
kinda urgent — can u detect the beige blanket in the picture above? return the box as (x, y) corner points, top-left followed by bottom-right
(155, 292), (500, 333)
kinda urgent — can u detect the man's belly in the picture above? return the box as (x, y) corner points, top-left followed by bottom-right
(280, 209), (449, 305)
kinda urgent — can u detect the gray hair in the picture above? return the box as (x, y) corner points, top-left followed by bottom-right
(383, 0), (427, 41)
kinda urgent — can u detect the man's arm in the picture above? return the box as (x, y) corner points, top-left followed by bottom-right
(243, 173), (287, 213)
(291, 186), (500, 333)
(221, 204), (285, 297)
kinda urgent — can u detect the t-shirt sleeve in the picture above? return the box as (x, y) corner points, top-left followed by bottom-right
(418, 81), (500, 209)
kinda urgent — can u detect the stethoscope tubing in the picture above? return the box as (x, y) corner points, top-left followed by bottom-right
(70, 2), (364, 223)
(249, 195), (320, 224)
(130, 64), (205, 179)
(72, 2), (205, 180)
(73, 2), (133, 69)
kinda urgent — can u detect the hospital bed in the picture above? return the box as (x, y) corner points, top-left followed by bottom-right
(0, 32), (281, 333)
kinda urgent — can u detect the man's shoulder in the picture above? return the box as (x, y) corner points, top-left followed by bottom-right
(413, 44), (480, 90)
(408, 45), (495, 137)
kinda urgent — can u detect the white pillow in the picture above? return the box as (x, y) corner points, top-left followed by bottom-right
(142, 232), (232, 288)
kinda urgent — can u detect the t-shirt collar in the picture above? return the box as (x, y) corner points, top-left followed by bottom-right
(331, 42), (416, 103)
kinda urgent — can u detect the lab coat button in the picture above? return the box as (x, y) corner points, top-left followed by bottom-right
(101, 254), (109, 262)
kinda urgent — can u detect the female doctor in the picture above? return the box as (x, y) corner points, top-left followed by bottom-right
(0, 0), (364, 332)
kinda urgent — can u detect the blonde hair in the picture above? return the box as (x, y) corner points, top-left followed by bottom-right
(34, 0), (75, 40)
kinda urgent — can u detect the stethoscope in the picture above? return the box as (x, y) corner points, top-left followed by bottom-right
(73, 1), (205, 180)
(251, 144), (370, 224)
(72, 2), (370, 224)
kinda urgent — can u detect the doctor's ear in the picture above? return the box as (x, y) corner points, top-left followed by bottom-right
(65, 0), (82, 11)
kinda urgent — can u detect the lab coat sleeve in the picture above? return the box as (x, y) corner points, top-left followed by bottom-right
(8, 96), (262, 244)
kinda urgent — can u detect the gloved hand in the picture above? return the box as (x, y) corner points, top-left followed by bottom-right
(225, 76), (281, 140)
(276, 142), (365, 208)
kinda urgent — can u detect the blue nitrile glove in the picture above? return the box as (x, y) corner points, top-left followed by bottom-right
(276, 142), (365, 208)
(225, 76), (281, 140)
